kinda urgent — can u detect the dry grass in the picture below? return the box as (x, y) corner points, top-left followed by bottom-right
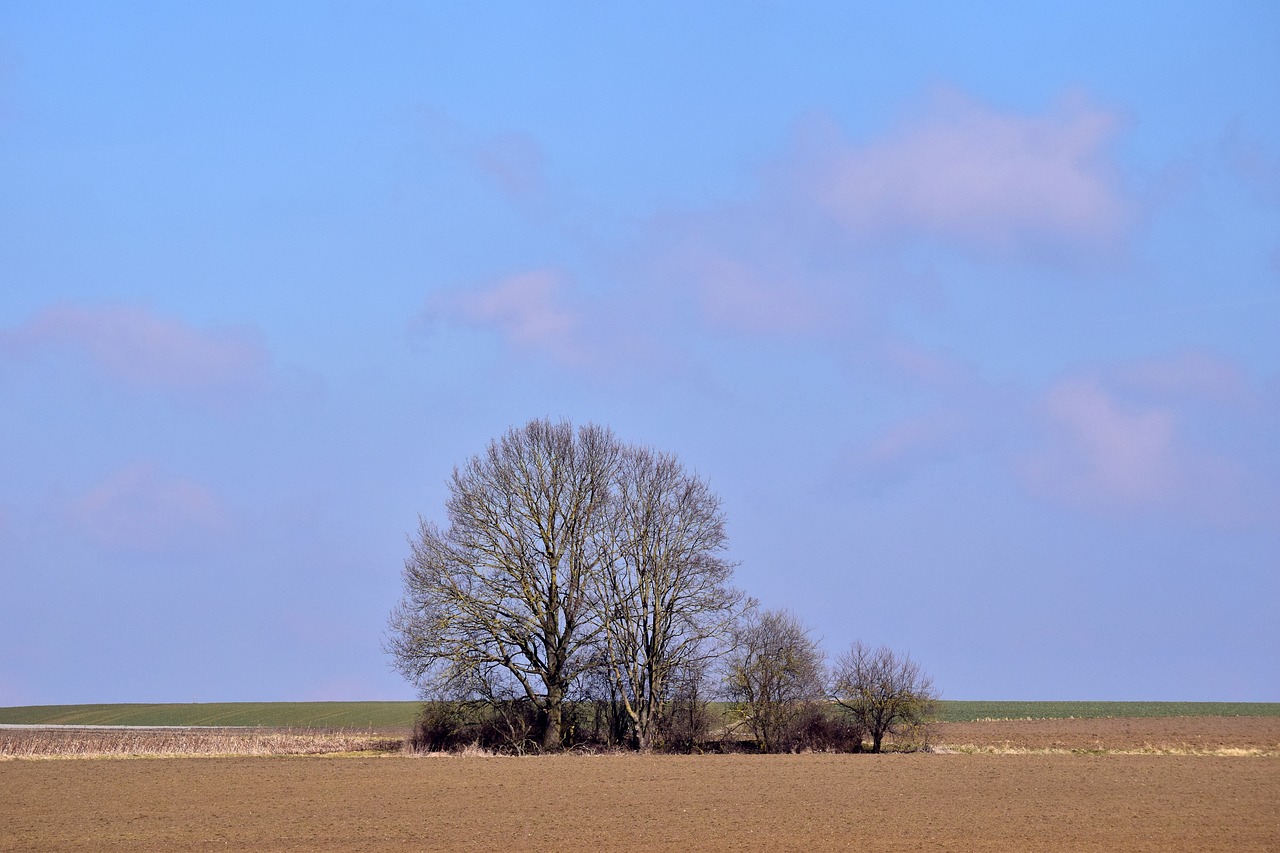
(7, 716), (1276, 760)
(929, 716), (1280, 757)
(0, 727), (404, 759)
(934, 744), (1276, 756)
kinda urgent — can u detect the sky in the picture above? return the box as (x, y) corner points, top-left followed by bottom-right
(1, 1), (1277, 705)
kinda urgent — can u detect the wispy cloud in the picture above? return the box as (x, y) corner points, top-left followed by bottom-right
(1111, 348), (1252, 402)
(431, 266), (689, 380)
(432, 88), (1137, 372)
(843, 407), (977, 494)
(471, 131), (548, 202)
(1223, 124), (1280, 205)
(1023, 376), (1181, 510)
(440, 269), (587, 366)
(693, 253), (825, 336)
(662, 89), (1132, 345)
(0, 304), (270, 407)
(840, 346), (1278, 528)
(1020, 354), (1278, 526)
(68, 462), (231, 553)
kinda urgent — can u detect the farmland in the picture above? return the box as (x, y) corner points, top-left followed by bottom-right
(3, 709), (1278, 850)
(3, 750), (1277, 851)
(2, 699), (1277, 728)
(0, 701), (420, 729)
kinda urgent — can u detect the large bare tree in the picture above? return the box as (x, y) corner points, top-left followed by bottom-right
(594, 446), (742, 751)
(387, 419), (620, 750)
(831, 641), (937, 753)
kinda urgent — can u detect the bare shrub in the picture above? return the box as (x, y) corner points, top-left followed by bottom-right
(407, 701), (541, 755)
(653, 660), (717, 752)
(408, 703), (470, 752)
(832, 641), (938, 753)
(793, 706), (866, 753)
(725, 609), (827, 753)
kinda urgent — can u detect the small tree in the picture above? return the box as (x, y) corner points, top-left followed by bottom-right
(831, 641), (937, 753)
(724, 609), (826, 753)
(594, 446), (742, 752)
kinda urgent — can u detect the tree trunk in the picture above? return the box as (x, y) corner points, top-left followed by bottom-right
(541, 688), (563, 751)
(634, 695), (658, 752)
(871, 730), (883, 753)
(636, 718), (653, 753)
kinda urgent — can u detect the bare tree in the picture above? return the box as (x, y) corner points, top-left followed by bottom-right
(594, 447), (742, 751)
(386, 419), (620, 751)
(654, 656), (716, 752)
(724, 609), (826, 753)
(831, 641), (938, 753)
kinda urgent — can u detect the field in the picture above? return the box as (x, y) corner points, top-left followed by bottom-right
(930, 700), (1280, 721)
(2, 699), (1277, 728)
(0, 701), (419, 729)
(3, 750), (1277, 851)
(2, 713), (1278, 850)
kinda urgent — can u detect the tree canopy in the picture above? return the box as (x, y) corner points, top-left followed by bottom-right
(387, 418), (741, 751)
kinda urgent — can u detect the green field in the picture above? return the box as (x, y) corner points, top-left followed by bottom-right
(0, 702), (422, 728)
(2, 700), (1278, 728)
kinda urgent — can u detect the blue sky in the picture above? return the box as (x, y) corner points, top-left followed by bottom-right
(2, 1), (1277, 704)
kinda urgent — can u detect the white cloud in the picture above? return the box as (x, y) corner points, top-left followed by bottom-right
(800, 88), (1130, 254)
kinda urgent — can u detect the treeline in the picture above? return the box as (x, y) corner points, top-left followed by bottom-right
(388, 419), (935, 755)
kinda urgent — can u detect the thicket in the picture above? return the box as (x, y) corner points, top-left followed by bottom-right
(389, 419), (937, 755)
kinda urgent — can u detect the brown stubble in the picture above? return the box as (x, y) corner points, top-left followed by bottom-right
(932, 715), (1280, 754)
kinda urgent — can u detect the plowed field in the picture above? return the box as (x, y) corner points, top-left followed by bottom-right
(2, 718), (1277, 852)
(932, 714), (1280, 753)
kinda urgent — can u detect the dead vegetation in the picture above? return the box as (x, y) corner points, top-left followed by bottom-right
(930, 716), (1280, 756)
(0, 727), (403, 759)
(4, 715), (1277, 760)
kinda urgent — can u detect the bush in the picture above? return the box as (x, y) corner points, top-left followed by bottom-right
(793, 706), (866, 753)
(656, 698), (715, 752)
(409, 701), (541, 755)
(725, 609), (827, 753)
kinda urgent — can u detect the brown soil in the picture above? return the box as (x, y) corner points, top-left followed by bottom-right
(932, 715), (1280, 753)
(3, 751), (1278, 851)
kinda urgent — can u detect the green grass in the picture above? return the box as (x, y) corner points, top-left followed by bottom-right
(934, 701), (1280, 722)
(0, 701), (422, 729)
(2, 700), (1277, 728)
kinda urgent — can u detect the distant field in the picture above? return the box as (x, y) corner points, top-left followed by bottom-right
(0, 702), (421, 729)
(2, 700), (1277, 728)
(933, 701), (1280, 722)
